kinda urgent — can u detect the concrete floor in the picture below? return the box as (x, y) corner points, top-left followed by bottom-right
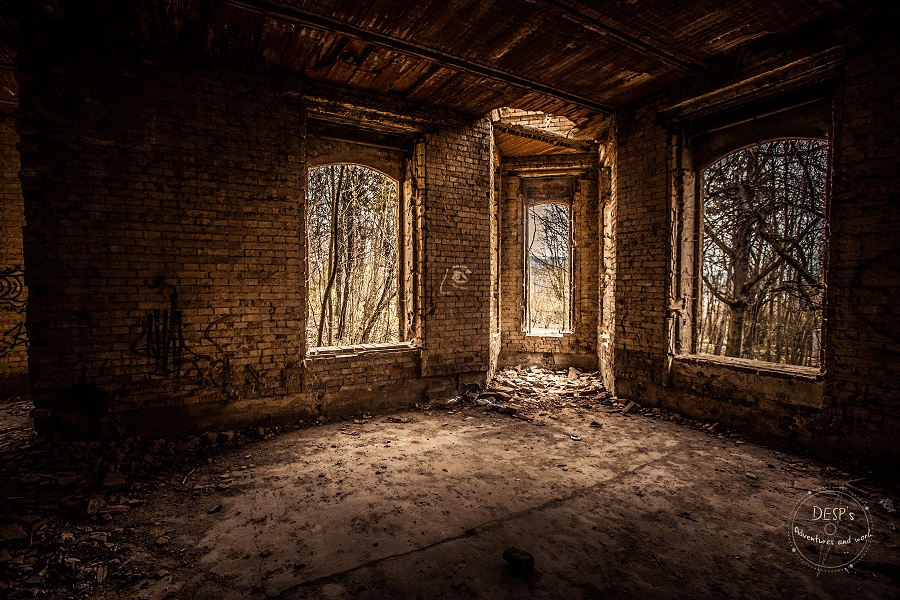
(118, 401), (899, 598)
(1, 376), (898, 599)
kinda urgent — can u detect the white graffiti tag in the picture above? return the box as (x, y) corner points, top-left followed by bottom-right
(440, 265), (472, 296)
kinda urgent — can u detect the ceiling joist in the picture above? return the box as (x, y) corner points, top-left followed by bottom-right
(541, 0), (705, 74)
(226, 0), (615, 115)
(493, 122), (596, 152)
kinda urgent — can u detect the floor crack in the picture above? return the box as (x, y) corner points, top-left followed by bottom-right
(270, 449), (678, 598)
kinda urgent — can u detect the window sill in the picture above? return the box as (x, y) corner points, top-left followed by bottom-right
(525, 329), (572, 338)
(675, 354), (823, 382)
(308, 342), (418, 358)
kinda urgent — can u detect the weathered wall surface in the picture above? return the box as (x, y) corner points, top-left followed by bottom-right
(15, 30), (495, 437)
(0, 116), (28, 396)
(421, 120), (493, 385)
(668, 356), (824, 448)
(489, 127), (502, 377)
(311, 121), (494, 407)
(613, 91), (835, 446)
(306, 135), (405, 183)
(825, 24), (900, 458)
(609, 18), (900, 463)
(16, 35), (306, 436)
(498, 153), (599, 370)
(305, 344), (424, 416)
(598, 131), (616, 392)
(611, 101), (670, 392)
(496, 108), (577, 138)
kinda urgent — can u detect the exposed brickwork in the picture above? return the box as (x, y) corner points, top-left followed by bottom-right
(598, 130), (617, 392)
(306, 134), (404, 182)
(609, 17), (900, 463)
(421, 120), (492, 379)
(611, 102), (670, 392)
(498, 153), (599, 369)
(0, 116), (28, 396)
(612, 92), (833, 445)
(489, 126), (502, 376)
(497, 108), (577, 138)
(14, 30), (498, 435)
(825, 26), (900, 457)
(9, 9), (898, 465)
(306, 346), (420, 391)
(16, 36), (305, 435)
(305, 345), (423, 414)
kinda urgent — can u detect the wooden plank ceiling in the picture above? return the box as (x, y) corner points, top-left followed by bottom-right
(0, 0), (862, 126)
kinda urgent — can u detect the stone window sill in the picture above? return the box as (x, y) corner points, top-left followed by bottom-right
(525, 330), (571, 338)
(308, 342), (419, 358)
(675, 354), (823, 382)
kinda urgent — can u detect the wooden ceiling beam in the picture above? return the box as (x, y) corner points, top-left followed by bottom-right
(540, 0), (705, 74)
(493, 122), (596, 152)
(225, 0), (615, 115)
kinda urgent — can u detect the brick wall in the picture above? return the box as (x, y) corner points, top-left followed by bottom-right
(0, 116), (28, 396)
(497, 108), (577, 138)
(302, 119), (494, 404)
(489, 126), (502, 376)
(421, 120), (493, 381)
(612, 102), (670, 392)
(825, 25), (900, 457)
(608, 15), (900, 463)
(498, 153), (599, 369)
(16, 30), (497, 436)
(598, 130), (617, 392)
(305, 344), (424, 415)
(17, 35), (306, 436)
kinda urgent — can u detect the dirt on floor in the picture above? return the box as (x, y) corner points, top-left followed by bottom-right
(0, 368), (898, 599)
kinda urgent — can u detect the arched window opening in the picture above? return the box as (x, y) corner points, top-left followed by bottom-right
(526, 201), (572, 334)
(698, 139), (827, 367)
(307, 164), (399, 348)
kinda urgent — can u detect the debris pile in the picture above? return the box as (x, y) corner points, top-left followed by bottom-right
(458, 366), (614, 421)
(455, 366), (758, 444)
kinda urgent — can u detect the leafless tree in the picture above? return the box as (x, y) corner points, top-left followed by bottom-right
(698, 139), (827, 366)
(307, 165), (399, 348)
(526, 202), (571, 332)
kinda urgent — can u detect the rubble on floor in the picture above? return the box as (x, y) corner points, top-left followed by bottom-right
(1, 372), (897, 598)
(455, 366), (757, 444)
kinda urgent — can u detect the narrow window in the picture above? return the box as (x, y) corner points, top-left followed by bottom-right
(525, 201), (572, 334)
(698, 139), (827, 367)
(307, 164), (399, 348)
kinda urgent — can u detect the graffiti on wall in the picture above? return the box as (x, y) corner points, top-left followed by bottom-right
(130, 285), (231, 388)
(439, 264), (472, 296)
(127, 279), (301, 398)
(0, 322), (27, 359)
(131, 290), (187, 377)
(0, 265), (27, 358)
(0, 266), (26, 314)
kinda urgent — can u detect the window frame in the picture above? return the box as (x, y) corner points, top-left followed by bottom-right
(693, 140), (829, 368)
(666, 84), (834, 375)
(523, 197), (575, 336)
(304, 162), (404, 351)
(673, 141), (831, 375)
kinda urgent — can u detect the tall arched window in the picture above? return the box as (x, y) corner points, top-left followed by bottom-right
(697, 139), (828, 367)
(307, 164), (399, 348)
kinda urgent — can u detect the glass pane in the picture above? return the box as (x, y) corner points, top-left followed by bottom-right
(307, 165), (399, 348)
(526, 202), (571, 333)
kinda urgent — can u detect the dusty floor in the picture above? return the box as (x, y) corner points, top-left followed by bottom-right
(1, 369), (898, 599)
